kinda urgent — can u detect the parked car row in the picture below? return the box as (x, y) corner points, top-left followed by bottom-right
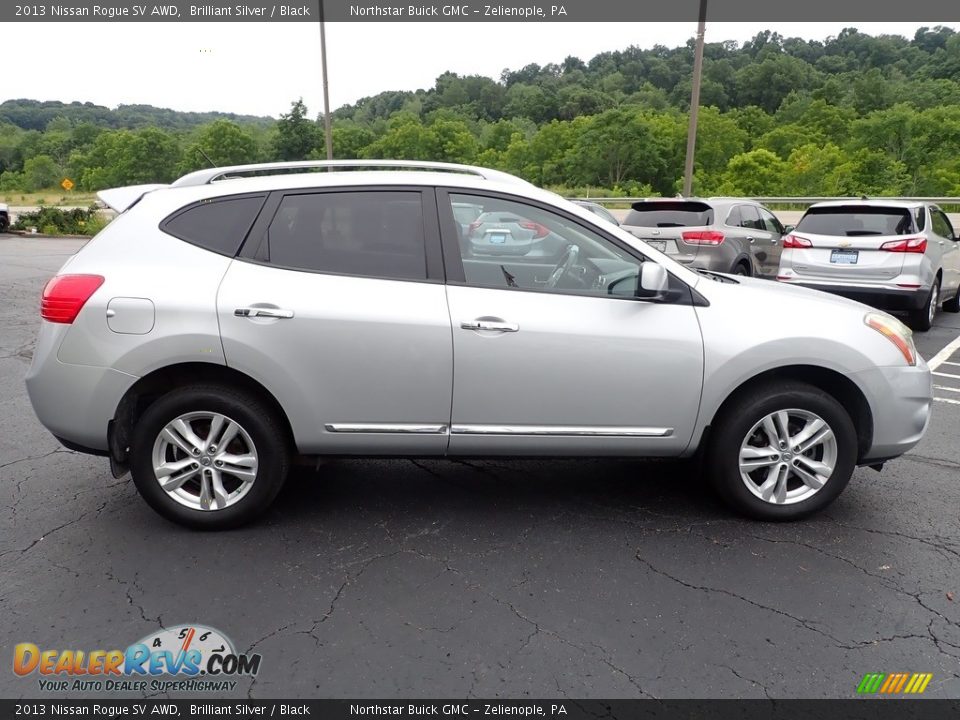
(596, 196), (960, 332)
(26, 161), (932, 529)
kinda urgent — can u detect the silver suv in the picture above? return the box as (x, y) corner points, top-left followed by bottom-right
(776, 200), (960, 331)
(620, 198), (787, 278)
(25, 161), (932, 529)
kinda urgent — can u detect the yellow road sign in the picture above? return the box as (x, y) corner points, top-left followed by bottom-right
(61, 178), (74, 191)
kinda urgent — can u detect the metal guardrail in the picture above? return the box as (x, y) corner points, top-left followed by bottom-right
(570, 196), (960, 206)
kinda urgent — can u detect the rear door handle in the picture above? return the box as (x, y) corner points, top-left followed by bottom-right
(461, 319), (519, 333)
(235, 307), (295, 319)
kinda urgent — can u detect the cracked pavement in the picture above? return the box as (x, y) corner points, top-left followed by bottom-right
(1, 236), (958, 699)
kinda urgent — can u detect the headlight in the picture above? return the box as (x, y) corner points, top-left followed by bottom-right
(864, 311), (916, 366)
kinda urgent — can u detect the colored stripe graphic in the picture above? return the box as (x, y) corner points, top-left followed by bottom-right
(857, 673), (885, 693)
(857, 672), (932, 694)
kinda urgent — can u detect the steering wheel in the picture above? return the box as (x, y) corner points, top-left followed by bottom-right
(546, 244), (580, 289)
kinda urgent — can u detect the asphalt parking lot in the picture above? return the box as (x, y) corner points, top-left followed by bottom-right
(1, 235), (958, 699)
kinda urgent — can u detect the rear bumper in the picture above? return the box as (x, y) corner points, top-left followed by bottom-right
(25, 322), (137, 453)
(854, 361), (932, 462)
(777, 280), (928, 311)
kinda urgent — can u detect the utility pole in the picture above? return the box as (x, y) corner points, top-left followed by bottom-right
(682, 0), (707, 197)
(320, 0), (333, 160)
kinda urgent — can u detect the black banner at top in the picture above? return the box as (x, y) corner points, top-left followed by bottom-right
(2, 0), (960, 22)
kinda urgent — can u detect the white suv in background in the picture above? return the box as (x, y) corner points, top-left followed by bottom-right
(776, 200), (960, 330)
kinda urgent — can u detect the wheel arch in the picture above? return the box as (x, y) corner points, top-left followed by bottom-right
(705, 364), (874, 462)
(109, 362), (296, 469)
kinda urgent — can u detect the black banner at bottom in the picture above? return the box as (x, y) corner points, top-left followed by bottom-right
(2, 700), (959, 720)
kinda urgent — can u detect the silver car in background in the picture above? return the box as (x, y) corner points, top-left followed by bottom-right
(777, 201), (960, 331)
(572, 200), (620, 227)
(620, 198), (788, 278)
(25, 161), (931, 529)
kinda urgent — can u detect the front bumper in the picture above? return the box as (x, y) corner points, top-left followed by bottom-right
(854, 360), (932, 462)
(25, 322), (138, 453)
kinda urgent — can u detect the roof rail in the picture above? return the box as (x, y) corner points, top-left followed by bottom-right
(170, 160), (533, 188)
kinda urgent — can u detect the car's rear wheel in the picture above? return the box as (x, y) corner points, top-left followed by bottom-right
(130, 384), (289, 529)
(908, 279), (939, 331)
(732, 261), (750, 276)
(708, 382), (857, 521)
(943, 281), (960, 313)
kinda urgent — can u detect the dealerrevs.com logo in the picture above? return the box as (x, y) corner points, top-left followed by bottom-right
(13, 624), (261, 693)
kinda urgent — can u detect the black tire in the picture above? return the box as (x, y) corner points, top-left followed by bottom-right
(0, 214), (8, 234)
(732, 261), (750, 276)
(130, 384), (289, 530)
(707, 381), (857, 521)
(907, 279), (940, 331)
(943, 282), (960, 313)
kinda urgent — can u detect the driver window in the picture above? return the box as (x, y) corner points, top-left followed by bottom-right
(447, 193), (643, 298)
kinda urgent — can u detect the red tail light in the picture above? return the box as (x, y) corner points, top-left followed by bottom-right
(40, 274), (104, 324)
(467, 221), (481, 236)
(783, 234), (812, 249)
(881, 237), (927, 253)
(519, 221), (550, 239)
(681, 230), (724, 246)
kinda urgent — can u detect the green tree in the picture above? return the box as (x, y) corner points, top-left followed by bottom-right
(271, 99), (320, 160)
(716, 149), (786, 195)
(180, 120), (259, 173)
(22, 154), (60, 191)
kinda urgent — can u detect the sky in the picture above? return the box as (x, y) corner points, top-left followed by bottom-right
(5, 21), (960, 118)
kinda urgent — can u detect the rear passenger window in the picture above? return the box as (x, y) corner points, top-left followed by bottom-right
(931, 209), (954, 239)
(162, 195), (266, 256)
(739, 205), (763, 231)
(261, 192), (427, 281)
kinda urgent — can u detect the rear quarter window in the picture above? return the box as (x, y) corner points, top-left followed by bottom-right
(624, 201), (713, 227)
(161, 194), (266, 256)
(796, 206), (915, 236)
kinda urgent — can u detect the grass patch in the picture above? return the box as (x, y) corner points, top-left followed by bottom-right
(2, 190), (98, 207)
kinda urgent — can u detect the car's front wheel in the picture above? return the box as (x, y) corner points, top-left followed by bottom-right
(708, 381), (857, 521)
(130, 384), (289, 529)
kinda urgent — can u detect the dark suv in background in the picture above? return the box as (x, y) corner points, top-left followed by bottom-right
(620, 198), (788, 278)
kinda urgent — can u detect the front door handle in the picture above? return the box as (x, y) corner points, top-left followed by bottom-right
(235, 307), (295, 319)
(461, 319), (519, 333)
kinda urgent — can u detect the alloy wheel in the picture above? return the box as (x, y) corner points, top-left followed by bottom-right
(738, 409), (838, 505)
(151, 411), (259, 511)
(928, 283), (939, 326)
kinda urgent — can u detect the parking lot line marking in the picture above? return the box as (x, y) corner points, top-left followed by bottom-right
(934, 385), (960, 393)
(928, 334), (960, 371)
(941, 361), (960, 367)
(934, 397), (960, 405)
(932, 371), (960, 380)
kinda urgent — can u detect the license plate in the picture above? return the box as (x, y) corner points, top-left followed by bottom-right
(489, 233), (507, 244)
(830, 249), (859, 264)
(648, 240), (666, 252)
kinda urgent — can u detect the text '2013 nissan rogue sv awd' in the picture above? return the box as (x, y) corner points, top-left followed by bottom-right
(26, 161), (932, 529)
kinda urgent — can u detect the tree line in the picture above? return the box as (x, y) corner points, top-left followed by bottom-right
(2, 26), (960, 198)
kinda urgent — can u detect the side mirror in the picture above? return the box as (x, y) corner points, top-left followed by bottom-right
(782, 225), (795, 234)
(638, 263), (669, 298)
